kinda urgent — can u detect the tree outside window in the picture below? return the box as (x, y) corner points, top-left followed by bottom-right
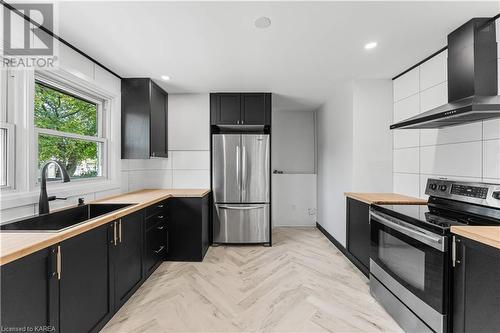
(34, 82), (104, 180)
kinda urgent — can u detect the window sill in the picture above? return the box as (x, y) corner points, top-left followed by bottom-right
(0, 180), (121, 210)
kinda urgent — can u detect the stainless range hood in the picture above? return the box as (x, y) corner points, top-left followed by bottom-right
(391, 18), (500, 130)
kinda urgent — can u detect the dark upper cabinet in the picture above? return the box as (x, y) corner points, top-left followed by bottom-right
(211, 93), (271, 126)
(113, 211), (144, 309)
(453, 236), (500, 333)
(122, 78), (168, 159)
(59, 223), (114, 333)
(346, 197), (370, 277)
(241, 93), (271, 125)
(0, 246), (59, 331)
(215, 93), (241, 125)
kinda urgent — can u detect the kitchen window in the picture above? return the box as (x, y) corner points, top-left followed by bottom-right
(0, 68), (14, 189)
(34, 80), (107, 182)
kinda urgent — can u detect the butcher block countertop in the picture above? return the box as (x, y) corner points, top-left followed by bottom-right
(0, 189), (210, 266)
(344, 192), (427, 205)
(451, 226), (500, 250)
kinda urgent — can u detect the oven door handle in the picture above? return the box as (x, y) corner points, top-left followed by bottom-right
(370, 211), (446, 252)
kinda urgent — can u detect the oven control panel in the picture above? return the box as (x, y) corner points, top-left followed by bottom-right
(450, 184), (488, 199)
(426, 178), (500, 208)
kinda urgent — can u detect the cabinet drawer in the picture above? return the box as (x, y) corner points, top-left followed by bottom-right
(145, 211), (167, 230)
(145, 201), (167, 218)
(145, 226), (167, 272)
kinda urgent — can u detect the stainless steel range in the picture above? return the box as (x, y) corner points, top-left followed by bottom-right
(369, 178), (500, 333)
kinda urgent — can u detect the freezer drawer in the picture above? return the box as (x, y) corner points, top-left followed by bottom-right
(213, 204), (269, 243)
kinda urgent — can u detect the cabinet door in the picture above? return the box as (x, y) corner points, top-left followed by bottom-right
(114, 212), (144, 308)
(0, 247), (59, 331)
(60, 223), (113, 333)
(347, 198), (370, 272)
(150, 81), (168, 158)
(216, 93), (241, 125)
(241, 93), (270, 125)
(453, 237), (500, 333)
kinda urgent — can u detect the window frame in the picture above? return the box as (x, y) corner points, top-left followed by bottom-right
(0, 67), (16, 190)
(33, 74), (109, 185)
(0, 122), (15, 189)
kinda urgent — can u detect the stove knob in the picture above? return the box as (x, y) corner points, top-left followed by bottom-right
(439, 185), (448, 192)
(493, 191), (500, 200)
(429, 184), (437, 190)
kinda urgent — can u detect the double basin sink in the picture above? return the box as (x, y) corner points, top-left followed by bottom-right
(0, 203), (132, 232)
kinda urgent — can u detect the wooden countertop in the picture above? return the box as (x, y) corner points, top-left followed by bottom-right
(344, 192), (427, 205)
(0, 189), (210, 266)
(451, 226), (500, 250)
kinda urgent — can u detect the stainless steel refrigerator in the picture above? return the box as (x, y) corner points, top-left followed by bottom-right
(212, 134), (270, 244)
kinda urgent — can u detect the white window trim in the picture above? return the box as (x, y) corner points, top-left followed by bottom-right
(0, 122), (15, 190)
(33, 76), (109, 184)
(0, 66), (121, 210)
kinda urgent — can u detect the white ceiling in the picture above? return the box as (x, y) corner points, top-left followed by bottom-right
(58, 1), (499, 111)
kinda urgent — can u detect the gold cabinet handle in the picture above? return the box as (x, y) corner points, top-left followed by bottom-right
(56, 245), (61, 280)
(113, 222), (117, 246)
(119, 219), (122, 243)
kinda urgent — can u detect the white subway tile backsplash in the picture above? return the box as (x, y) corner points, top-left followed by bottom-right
(393, 68), (419, 102)
(483, 119), (500, 140)
(172, 170), (210, 188)
(483, 139), (500, 179)
(124, 158), (172, 171)
(420, 81), (447, 113)
(420, 142), (481, 178)
(172, 151), (210, 170)
(420, 122), (482, 147)
(419, 50), (447, 91)
(394, 50), (498, 193)
(128, 170), (173, 191)
(393, 147), (419, 173)
(394, 94), (420, 123)
(394, 129), (420, 149)
(393, 173), (420, 198)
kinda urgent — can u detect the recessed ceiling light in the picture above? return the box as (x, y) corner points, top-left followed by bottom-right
(364, 42), (377, 50)
(255, 17), (271, 29)
(161, 75), (171, 81)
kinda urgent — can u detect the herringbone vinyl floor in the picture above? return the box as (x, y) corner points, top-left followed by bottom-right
(101, 227), (402, 333)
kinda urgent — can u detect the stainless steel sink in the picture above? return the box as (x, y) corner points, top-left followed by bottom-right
(0, 203), (133, 232)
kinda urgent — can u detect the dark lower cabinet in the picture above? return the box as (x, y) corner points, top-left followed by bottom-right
(113, 211), (144, 309)
(346, 197), (370, 276)
(60, 223), (114, 333)
(0, 246), (59, 331)
(166, 195), (209, 261)
(453, 236), (500, 333)
(144, 201), (168, 276)
(0, 196), (209, 331)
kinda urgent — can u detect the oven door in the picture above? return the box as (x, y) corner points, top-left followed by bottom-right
(370, 210), (449, 330)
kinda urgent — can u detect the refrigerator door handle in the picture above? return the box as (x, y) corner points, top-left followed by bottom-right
(218, 205), (265, 210)
(242, 145), (247, 194)
(236, 145), (241, 195)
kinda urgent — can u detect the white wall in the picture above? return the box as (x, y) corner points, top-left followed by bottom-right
(272, 110), (317, 227)
(316, 83), (354, 245)
(121, 94), (210, 192)
(316, 80), (393, 246)
(0, 40), (122, 222)
(352, 80), (394, 192)
(393, 22), (500, 198)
